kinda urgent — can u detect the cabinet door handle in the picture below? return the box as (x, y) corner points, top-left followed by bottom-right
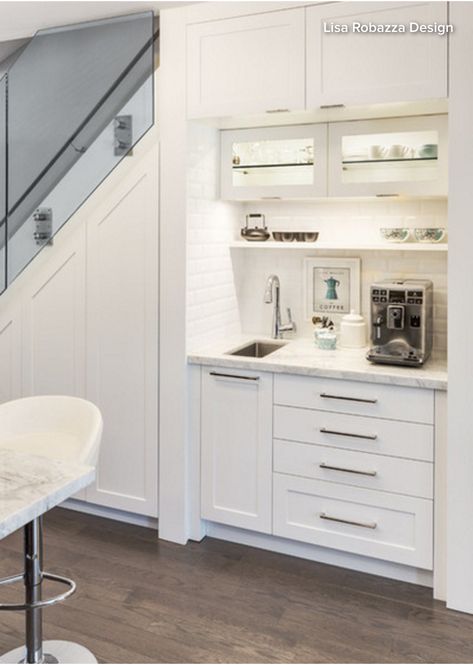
(319, 103), (345, 109)
(319, 392), (378, 404)
(265, 108), (289, 113)
(319, 427), (377, 441)
(319, 512), (377, 530)
(209, 371), (259, 382)
(319, 462), (377, 477)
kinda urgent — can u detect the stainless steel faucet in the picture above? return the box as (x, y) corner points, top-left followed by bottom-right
(264, 274), (296, 339)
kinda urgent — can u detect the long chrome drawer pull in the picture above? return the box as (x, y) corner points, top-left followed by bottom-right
(209, 371), (259, 382)
(319, 512), (377, 530)
(319, 462), (377, 477)
(319, 393), (377, 404)
(320, 427), (377, 441)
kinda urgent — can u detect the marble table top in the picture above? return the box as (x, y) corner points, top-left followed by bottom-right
(0, 449), (94, 540)
(188, 335), (447, 391)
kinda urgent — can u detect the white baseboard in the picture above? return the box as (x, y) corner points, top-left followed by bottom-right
(205, 521), (433, 588)
(61, 498), (159, 530)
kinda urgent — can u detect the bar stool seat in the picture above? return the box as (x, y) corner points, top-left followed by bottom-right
(0, 396), (102, 664)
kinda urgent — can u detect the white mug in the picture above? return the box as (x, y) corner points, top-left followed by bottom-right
(387, 144), (411, 159)
(369, 145), (387, 160)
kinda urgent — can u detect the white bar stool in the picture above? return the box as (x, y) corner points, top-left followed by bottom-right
(0, 396), (103, 664)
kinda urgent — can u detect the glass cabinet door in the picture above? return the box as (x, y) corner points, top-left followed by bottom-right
(220, 124), (328, 200)
(328, 115), (447, 197)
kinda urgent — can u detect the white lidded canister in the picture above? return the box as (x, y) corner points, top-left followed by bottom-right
(340, 310), (367, 348)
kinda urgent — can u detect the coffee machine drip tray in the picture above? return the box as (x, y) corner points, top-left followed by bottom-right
(367, 340), (425, 367)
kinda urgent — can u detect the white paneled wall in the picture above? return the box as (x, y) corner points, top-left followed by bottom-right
(187, 123), (241, 349)
(187, 147), (447, 351)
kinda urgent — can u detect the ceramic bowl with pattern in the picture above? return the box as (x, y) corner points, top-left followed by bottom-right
(380, 228), (411, 243)
(414, 228), (446, 243)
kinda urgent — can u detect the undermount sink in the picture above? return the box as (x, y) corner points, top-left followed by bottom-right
(226, 340), (286, 358)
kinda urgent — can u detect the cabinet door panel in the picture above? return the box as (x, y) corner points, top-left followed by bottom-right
(221, 124), (328, 200)
(187, 9), (305, 118)
(22, 227), (86, 398)
(201, 367), (273, 532)
(328, 114), (447, 197)
(85, 150), (159, 517)
(307, 2), (448, 108)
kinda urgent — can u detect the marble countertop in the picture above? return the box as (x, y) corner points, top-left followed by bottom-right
(0, 449), (94, 540)
(188, 335), (447, 390)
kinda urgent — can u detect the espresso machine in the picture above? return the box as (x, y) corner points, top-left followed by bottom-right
(367, 279), (433, 367)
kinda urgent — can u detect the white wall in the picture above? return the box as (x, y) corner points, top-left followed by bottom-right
(447, 2), (473, 615)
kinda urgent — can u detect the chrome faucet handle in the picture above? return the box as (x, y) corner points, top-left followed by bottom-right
(280, 308), (296, 334)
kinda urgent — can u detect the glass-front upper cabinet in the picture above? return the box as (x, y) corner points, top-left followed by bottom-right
(220, 124), (328, 200)
(329, 115), (448, 197)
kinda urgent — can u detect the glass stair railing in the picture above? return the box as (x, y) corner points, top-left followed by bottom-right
(0, 11), (156, 292)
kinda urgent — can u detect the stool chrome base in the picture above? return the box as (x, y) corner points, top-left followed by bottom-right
(0, 641), (97, 664)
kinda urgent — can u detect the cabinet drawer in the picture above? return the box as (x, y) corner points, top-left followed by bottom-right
(274, 439), (433, 499)
(274, 374), (434, 424)
(274, 406), (433, 461)
(273, 474), (433, 569)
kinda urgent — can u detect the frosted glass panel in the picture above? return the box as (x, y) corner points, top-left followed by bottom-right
(341, 130), (439, 184)
(6, 12), (154, 284)
(232, 137), (314, 187)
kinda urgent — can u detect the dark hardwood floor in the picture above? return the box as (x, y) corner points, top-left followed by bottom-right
(0, 508), (472, 663)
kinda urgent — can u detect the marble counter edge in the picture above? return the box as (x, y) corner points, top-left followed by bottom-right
(0, 465), (95, 540)
(187, 353), (448, 391)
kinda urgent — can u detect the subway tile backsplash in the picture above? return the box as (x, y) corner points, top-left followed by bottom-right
(187, 126), (447, 353)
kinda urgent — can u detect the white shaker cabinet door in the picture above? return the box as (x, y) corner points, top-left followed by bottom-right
(306, 2), (448, 108)
(22, 226), (86, 399)
(85, 149), (159, 517)
(201, 367), (273, 533)
(187, 9), (305, 119)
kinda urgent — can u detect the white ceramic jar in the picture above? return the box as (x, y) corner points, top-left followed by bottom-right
(340, 310), (367, 348)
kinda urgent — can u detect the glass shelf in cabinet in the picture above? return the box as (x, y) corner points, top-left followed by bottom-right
(341, 157), (438, 165)
(232, 161), (314, 170)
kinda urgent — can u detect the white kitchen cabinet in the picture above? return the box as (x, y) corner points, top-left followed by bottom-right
(221, 124), (328, 200)
(201, 367), (273, 533)
(85, 149), (159, 517)
(306, 2), (448, 108)
(329, 114), (448, 197)
(220, 115), (447, 201)
(187, 9), (305, 119)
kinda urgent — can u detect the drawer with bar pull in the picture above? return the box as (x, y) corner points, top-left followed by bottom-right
(273, 473), (433, 569)
(274, 375), (434, 424)
(274, 406), (433, 461)
(273, 439), (433, 498)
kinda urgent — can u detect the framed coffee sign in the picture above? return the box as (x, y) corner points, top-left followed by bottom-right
(304, 257), (361, 320)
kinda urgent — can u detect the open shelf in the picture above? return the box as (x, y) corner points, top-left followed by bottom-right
(230, 241), (448, 252)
